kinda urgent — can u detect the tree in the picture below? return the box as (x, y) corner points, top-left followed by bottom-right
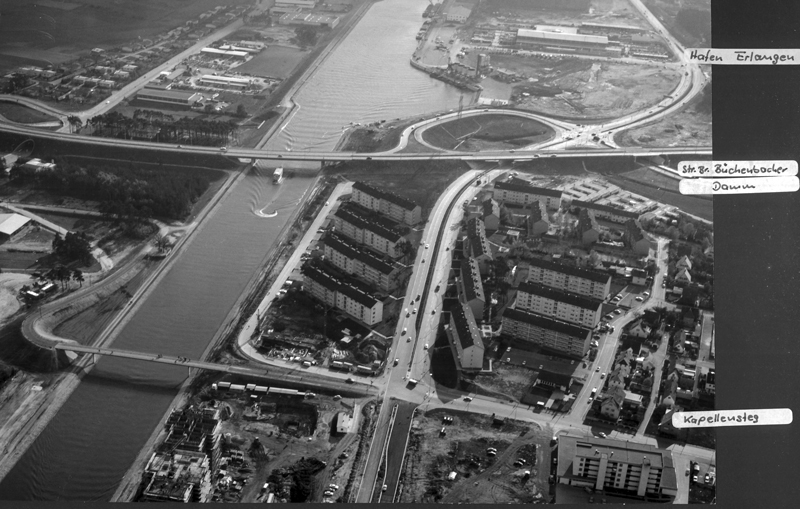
(295, 26), (318, 47)
(67, 115), (83, 133)
(235, 104), (247, 117)
(54, 265), (71, 290)
(72, 269), (85, 288)
(153, 233), (171, 252)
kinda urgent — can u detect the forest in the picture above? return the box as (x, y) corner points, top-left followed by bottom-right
(88, 110), (239, 146)
(8, 160), (213, 220)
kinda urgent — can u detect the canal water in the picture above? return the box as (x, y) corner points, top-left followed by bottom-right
(0, 0), (462, 500)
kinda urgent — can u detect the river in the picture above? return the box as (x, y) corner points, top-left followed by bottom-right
(0, 0), (462, 500)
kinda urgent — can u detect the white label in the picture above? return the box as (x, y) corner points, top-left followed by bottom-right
(678, 160), (797, 177)
(680, 176), (799, 195)
(673, 409), (793, 428)
(686, 48), (800, 65)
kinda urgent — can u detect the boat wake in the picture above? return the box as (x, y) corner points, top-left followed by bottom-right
(255, 207), (279, 218)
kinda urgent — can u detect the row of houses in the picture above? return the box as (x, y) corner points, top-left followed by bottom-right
(302, 265), (383, 326)
(332, 202), (407, 259)
(351, 181), (421, 226)
(323, 231), (401, 293)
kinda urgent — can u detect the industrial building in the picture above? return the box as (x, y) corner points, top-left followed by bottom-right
(199, 74), (252, 90)
(527, 258), (612, 301)
(140, 451), (213, 503)
(515, 281), (603, 329)
(0, 213), (31, 239)
(200, 47), (249, 60)
(351, 181), (422, 226)
(501, 307), (592, 358)
(493, 178), (563, 209)
(570, 200), (641, 224)
(332, 204), (406, 259)
(278, 11), (340, 29)
(302, 265), (384, 326)
(515, 28), (611, 55)
(323, 231), (401, 293)
(135, 89), (203, 107)
(555, 435), (678, 502)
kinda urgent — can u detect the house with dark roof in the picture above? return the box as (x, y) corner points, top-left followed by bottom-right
(464, 217), (493, 274)
(556, 435), (678, 501)
(527, 257), (611, 300)
(333, 203), (406, 258)
(458, 257), (485, 319)
(482, 199), (501, 230)
(323, 232), (401, 292)
(302, 265), (383, 326)
(631, 267), (648, 286)
(676, 255), (693, 270)
(599, 386), (626, 420)
(493, 177), (562, 209)
(515, 281), (603, 328)
(448, 300), (485, 370)
(351, 181), (422, 226)
(571, 199), (641, 224)
(578, 208), (600, 245)
(675, 267), (692, 283)
(501, 307), (592, 358)
(526, 200), (551, 236)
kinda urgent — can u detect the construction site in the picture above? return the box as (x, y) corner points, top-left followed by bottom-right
(397, 408), (556, 504)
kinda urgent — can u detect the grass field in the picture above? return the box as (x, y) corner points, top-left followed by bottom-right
(0, 101), (59, 124)
(422, 114), (554, 151)
(234, 46), (309, 80)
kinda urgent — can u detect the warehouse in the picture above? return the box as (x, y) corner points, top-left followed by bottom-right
(198, 74), (252, 90)
(516, 28), (610, 55)
(135, 89), (203, 107)
(200, 47), (249, 60)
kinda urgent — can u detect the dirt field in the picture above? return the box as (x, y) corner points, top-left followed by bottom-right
(0, 0), (253, 72)
(422, 114), (555, 151)
(0, 273), (31, 325)
(509, 60), (681, 119)
(642, 0), (711, 48)
(616, 84), (712, 148)
(608, 167), (713, 221)
(399, 408), (553, 504)
(472, 362), (536, 401)
(481, 0), (652, 30)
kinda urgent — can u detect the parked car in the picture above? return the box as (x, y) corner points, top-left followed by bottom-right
(464, 396), (473, 402)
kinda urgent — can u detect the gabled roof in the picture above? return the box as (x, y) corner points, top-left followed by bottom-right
(503, 308), (592, 338)
(460, 257), (485, 302)
(518, 281), (603, 310)
(0, 213), (31, 236)
(334, 204), (403, 243)
(352, 181), (418, 211)
(600, 386), (626, 408)
(528, 257), (611, 284)
(577, 207), (599, 234)
(528, 200), (548, 223)
(302, 265), (380, 308)
(325, 232), (395, 275)
(537, 368), (572, 387)
(450, 300), (483, 350)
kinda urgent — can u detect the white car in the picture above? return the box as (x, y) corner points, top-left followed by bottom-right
(424, 344), (429, 350)
(425, 243), (429, 249)
(635, 296), (644, 302)
(643, 291), (650, 297)
(412, 308), (417, 314)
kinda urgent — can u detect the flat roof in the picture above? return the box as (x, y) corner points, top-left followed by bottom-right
(572, 200), (640, 219)
(201, 47), (249, 57)
(518, 281), (602, 310)
(518, 28), (608, 46)
(503, 308), (591, 338)
(136, 89), (201, 101)
(495, 178), (563, 198)
(528, 257), (611, 284)
(0, 213), (31, 235)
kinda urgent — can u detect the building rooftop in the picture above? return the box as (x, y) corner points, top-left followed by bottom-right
(325, 232), (395, 275)
(528, 257), (611, 284)
(528, 200), (548, 223)
(460, 257), (485, 303)
(577, 208), (599, 234)
(518, 281), (603, 310)
(537, 368), (572, 387)
(503, 308), (592, 338)
(334, 204), (403, 243)
(466, 217), (492, 259)
(572, 200), (640, 219)
(353, 181), (418, 211)
(495, 178), (563, 198)
(136, 88), (201, 101)
(303, 265), (380, 308)
(450, 300), (483, 350)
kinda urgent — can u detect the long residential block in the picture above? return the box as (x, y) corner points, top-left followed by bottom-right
(458, 257), (485, 319)
(493, 178), (562, 209)
(502, 307), (592, 358)
(448, 300), (485, 370)
(527, 257), (611, 300)
(572, 200), (641, 224)
(332, 204), (405, 258)
(464, 217), (493, 274)
(302, 265), (383, 326)
(351, 181), (422, 226)
(323, 232), (400, 292)
(516, 281), (602, 328)
(556, 435), (678, 501)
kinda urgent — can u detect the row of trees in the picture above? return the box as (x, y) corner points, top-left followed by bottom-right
(88, 110), (239, 146)
(8, 161), (211, 220)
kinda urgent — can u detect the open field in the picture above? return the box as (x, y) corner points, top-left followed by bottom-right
(0, 0), (253, 72)
(608, 166), (713, 221)
(616, 84), (712, 148)
(0, 101), (59, 124)
(422, 114), (555, 151)
(643, 0), (711, 48)
(399, 408), (553, 504)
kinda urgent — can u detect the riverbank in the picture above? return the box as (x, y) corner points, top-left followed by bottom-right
(0, 167), (243, 485)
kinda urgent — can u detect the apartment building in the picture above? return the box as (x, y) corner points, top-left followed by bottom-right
(303, 265), (383, 326)
(448, 300), (485, 370)
(323, 232), (400, 292)
(333, 204), (406, 258)
(458, 257), (486, 319)
(556, 435), (678, 502)
(515, 281), (602, 328)
(624, 219), (654, 255)
(493, 178), (563, 209)
(501, 307), (592, 358)
(578, 208), (601, 245)
(571, 200), (641, 224)
(527, 257), (612, 300)
(351, 181), (422, 226)
(464, 217), (493, 274)
(528, 200), (551, 236)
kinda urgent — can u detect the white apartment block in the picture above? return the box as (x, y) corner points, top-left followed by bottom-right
(352, 181), (422, 226)
(516, 281), (602, 328)
(527, 258), (611, 301)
